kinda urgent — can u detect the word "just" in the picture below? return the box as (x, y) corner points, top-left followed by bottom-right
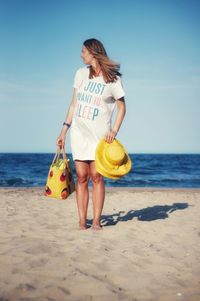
(84, 81), (106, 95)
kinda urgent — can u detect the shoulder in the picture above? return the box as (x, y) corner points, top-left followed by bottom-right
(110, 75), (123, 86)
(109, 75), (125, 99)
(115, 75), (123, 82)
(74, 66), (89, 77)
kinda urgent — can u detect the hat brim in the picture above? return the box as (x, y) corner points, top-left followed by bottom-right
(95, 139), (132, 179)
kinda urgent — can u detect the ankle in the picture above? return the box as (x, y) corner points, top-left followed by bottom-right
(79, 219), (86, 226)
(78, 220), (87, 230)
(92, 219), (101, 226)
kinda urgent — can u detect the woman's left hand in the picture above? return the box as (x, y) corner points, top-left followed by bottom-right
(105, 130), (117, 144)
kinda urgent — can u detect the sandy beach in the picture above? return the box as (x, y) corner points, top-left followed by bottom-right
(0, 187), (200, 301)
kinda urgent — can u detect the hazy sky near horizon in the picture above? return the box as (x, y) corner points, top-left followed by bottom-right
(0, 0), (199, 153)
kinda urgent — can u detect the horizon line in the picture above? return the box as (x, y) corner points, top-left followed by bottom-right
(0, 152), (200, 155)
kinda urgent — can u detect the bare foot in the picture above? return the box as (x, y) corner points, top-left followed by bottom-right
(91, 224), (103, 231)
(79, 225), (87, 230)
(79, 221), (87, 230)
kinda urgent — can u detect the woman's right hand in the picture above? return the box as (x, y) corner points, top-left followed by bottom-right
(56, 133), (66, 148)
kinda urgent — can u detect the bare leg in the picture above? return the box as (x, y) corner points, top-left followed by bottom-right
(89, 161), (105, 230)
(74, 160), (90, 230)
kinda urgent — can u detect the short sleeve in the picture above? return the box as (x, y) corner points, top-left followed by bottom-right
(73, 69), (82, 89)
(111, 76), (125, 100)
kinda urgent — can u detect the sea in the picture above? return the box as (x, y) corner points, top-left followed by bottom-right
(0, 153), (200, 188)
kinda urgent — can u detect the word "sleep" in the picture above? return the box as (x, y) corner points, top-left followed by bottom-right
(75, 103), (99, 120)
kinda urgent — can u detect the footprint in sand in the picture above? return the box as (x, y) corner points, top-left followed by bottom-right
(29, 257), (49, 268)
(16, 283), (36, 291)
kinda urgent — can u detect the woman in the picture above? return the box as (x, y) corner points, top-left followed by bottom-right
(56, 38), (126, 230)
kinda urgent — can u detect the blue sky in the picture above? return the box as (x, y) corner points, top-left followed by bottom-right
(0, 0), (199, 153)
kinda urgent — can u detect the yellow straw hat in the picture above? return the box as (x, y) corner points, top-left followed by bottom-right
(95, 138), (132, 179)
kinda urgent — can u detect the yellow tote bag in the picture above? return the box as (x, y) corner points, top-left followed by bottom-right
(44, 146), (75, 200)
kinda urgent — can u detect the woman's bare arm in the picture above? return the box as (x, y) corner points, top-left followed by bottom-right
(105, 97), (126, 143)
(112, 97), (126, 134)
(56, 88), (77, 146)
(61, 88), (77, 134)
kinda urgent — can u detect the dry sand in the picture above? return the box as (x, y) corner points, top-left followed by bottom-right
(0, 187), (200, 301)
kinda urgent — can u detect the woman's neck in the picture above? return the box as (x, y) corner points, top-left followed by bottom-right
(91, 61), (102, 76)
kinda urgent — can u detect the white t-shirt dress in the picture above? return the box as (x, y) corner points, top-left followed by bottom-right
(70, 66), (125, 160)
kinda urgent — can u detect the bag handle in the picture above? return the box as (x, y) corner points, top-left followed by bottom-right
(52, 145), (67, 165)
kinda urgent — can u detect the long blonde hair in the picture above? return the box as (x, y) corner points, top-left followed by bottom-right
(83, 38), (122, 83)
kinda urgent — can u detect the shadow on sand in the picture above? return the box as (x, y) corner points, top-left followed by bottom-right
(97, 202), (189, 227)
